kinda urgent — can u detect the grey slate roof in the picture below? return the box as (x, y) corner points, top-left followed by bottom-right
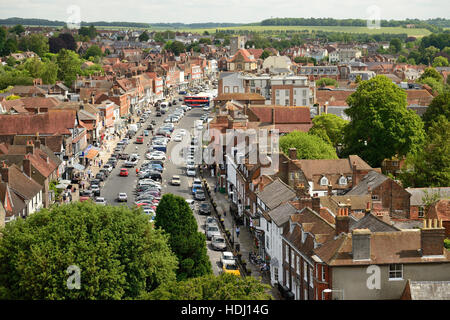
(346, 171), (388, 196)
(256, 178), (296, 210)
(407, 281), (450, 300)
(406, 187), (450, 206)
(267, 202), (297, 227)
(349, 213), (399, 232)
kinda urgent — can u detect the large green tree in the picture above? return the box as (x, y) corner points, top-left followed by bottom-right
(0, 202), (178, 299)
(56, 48), (82, 87)
(18, 33), (49, 57)
(399, 116), (450, 188)
(389, 38), (402, 53)
(139, 31), (150, 42)
(165, 41), (186, 56)
(342, 75), (425, 167)
(279, 131), (338, 159)
(155, 194), (212, 281)
(84, 45), (103, 60)
(144, 273), (272, 300)
(309, 113), (348, 147)
(422, 90), (450, 131)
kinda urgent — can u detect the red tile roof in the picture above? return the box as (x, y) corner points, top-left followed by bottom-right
(0, 110), (76, 135)
(249, 106), (311, 124)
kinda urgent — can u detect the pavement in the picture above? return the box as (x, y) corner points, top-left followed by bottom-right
(202, 173), (282, 300)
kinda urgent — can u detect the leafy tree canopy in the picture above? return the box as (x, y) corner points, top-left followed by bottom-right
(0, 202), (178, 299)
(342, 75), (425, 167)
(280, 131), (338, 159)
(309, 113), (348, 147)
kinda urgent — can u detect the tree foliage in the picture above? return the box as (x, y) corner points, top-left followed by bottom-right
(18, 33), (49, 57)
(0, 202), (178, 299)
(84, 45), (103, 60)
(342, 75), (425, 167)
(78, 25), (97, 39)
(139, 31), (150, 42)
(309, 113), (348, 147)
(155, 194), (212, 281)
(164, 41), (186, 56)
(279, 131), (338, 159)
(56, 49), (82, 87)
(49, 33), (76, 53)
(422, 90), (450, 131)
(144, 273), (272, 300)
(316, 77), (338, 87)
(399, 116), (450, 187)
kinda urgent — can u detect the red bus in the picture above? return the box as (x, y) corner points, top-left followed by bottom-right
(184, 96), (210, 107)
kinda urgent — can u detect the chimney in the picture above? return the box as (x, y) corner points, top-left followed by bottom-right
(1, 162), (8, 183)
(352, 229), (371, 261)
(421, 219), (445, 256)
(327, 184), (332, 196)
(26, 140), (34, 155)
(288, 148), (297, 160)
(336, 207), (350, 236)
(312, 196), (320, 214)
(23, 158), (32, 178)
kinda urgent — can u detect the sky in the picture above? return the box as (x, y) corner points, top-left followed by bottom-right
(0, 0), (448, 24)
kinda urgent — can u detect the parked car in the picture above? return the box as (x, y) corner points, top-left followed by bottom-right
(205, 216), (218, 229)
(222, 262), (240, 277)
(95, 172), (106, 181)
(194, 190), (206, 201)
(119, 168), (129, 177)
(117, 193), (128, 202)
(206, 225), (221, 240)
(211, 235), (227, 251)
(220, 251), (236, 267)
(198, 203), (211, 215)
(118, 153), (129, 160)
(103, 164), (113, 173)
(173, 134), (183, 142)
(186, 168), (196, 177)
(95, 197), (107, 205)
(171, 175), (181, 186)
(90, 185), (101, 197)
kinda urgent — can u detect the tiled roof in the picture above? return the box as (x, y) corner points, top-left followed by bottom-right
(0, 182), (26, 217)
(314, 230), (450, 266)
(405, 280), (450, 300)
(228, 49), (256, 63)
(316, 90), (354, 107)
(256, 178), (296, 210)
(406, 187), (450, 206)
(0, 110), (76, 136)
(2, 164), (43, 200)
(267, 202), (298, 227)
(428, 199), (450, 221)
(349, 213), (400, 232)
(214, 93), (265, 101)
(248, 105), (311, 124)
(346, 171), (389, 196)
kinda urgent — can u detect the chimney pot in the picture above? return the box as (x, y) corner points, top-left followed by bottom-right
(288, 148), (297, 160)
(421, 218), (445, 256)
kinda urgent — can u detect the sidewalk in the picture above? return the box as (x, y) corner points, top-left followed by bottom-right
(202, 173), (282, 300)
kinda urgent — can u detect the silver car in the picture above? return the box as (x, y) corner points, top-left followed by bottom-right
(211, 235), (227, 251)
(206, 225), (221, 240)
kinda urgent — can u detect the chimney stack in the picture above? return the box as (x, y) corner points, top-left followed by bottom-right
(1, 161), (8, 183)
(336, 207), (350, 236)
(327, 184), (332, 196)
(23, 158), (32, 178)
(352, 229), (371, 261)
(312, 196), (320, 214)
(421, 219), (445, 256)
(26, 140), (34, 155)
(288, 148), (297, 160)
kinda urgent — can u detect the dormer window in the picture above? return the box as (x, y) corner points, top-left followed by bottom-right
(339, 176), (347, 185)
(320, 176), (328, 186)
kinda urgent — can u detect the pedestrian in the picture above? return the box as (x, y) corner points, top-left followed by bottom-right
(214, 184), (217, 193)
(235, 226), (240, 238)
(136, 167), (139, 174)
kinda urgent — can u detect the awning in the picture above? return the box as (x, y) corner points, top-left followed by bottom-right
(85, 148), (99, 159)
(73, 163), (85, 171)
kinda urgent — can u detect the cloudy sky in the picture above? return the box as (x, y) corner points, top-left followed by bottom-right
(0, 0), (448, 23)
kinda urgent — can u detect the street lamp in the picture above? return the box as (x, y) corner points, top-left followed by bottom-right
(322, 288), (344, 300)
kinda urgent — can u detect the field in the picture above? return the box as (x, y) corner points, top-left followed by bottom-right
(144, 25), (432, 37)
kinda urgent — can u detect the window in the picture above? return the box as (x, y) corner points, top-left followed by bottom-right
(339, 176), (347, 185)
(310, 268), (314, 287)
(276, 99), (280, 105)
(418, 206), (424, 218)
(274, 267), (279, 282)
(303, 89), (307, 97)
(266, 235), (270, 249)
(320, 176), (328, 186)
(389, 264), (403, 280)
(297, 257), (300, 275)
(276, 90), (280, 97)
(304, 288), (308, 300)
(304, 261), (308, 281)
(293, 99), (297, 105)
(285, 245), (289, 262)
(321, 265), (326, 281)
(294, 89), (297, 95)
(291, 252), (295, 268)
(391, 161), (399, 167)
(233, 86), (238, 93)
(302, 99), (307, 105)
(224, 86), (230, 93)
(285, 99), (289, 106)
(372, 195), (379, 201)
(285, 89), (289, 96)
(290, 172), (295, 180)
